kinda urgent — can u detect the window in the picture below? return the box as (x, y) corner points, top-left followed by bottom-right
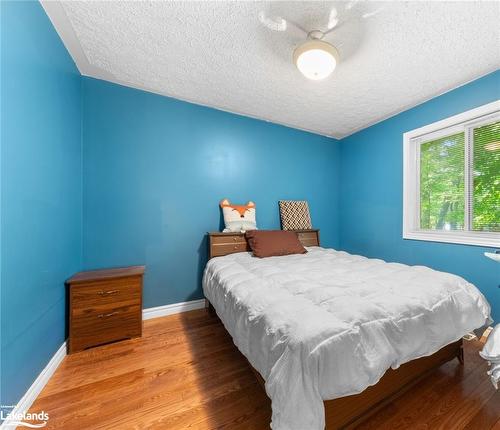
(403, 101), (500, 247)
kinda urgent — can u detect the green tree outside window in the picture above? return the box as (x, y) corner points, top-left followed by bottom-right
(473, 121), (500, 232)
(419, 121), (499, 233)
(420, 132), (465, 230)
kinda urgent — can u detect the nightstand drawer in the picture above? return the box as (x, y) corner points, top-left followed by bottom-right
(210, 234), (246, 245)
(296, 231), (319, 247)
(70, 304), (141, 352)
(71, 296), (140, 318)
(211, 242), (250, 257)
(71, 277), (141, 309)
(296, 231), (317, 241)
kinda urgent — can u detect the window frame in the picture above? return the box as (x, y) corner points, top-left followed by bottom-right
(403, 100), (500, 248)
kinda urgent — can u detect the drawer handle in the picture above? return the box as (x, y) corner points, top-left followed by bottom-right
(97, 311), (118, 319)
(233, 237), (238, 242)
(97, 290), (119, 296)
(233, 245), (239, 250)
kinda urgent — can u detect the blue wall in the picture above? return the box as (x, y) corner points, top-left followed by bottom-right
(82, 78), (340, 308)
(1, 1), (82, 405)
(339, 70), (500, 322)
(1, 1), (498, 409)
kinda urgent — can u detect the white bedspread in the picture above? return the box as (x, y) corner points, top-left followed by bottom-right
(202, 247), (491, 430)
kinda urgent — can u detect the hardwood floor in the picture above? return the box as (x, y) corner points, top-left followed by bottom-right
(27, 309), (499, 429)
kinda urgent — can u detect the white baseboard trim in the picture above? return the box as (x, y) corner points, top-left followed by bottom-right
(1, 342), (67, 430)
(142, 298), (206, 320)
(1, 299), (205, 429)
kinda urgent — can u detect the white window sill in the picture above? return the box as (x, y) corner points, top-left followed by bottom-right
(403, 230), (500, 248)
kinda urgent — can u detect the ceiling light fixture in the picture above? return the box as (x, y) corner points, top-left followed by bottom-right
(293, 31), (339, 81)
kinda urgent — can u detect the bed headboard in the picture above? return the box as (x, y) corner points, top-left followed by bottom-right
(208, 229), (320, 259)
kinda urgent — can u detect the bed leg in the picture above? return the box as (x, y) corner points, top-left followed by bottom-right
(457, 343), (464, 365)
(205, 299), (215, 316)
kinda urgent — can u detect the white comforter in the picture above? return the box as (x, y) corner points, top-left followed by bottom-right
(202, 247), (491, 430)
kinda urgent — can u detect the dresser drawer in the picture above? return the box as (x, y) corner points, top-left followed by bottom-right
(70, 304), (142, 352)
(211, 242), (250, 257)
(70, 276), (141, 310)
(210, 234), (246, 245)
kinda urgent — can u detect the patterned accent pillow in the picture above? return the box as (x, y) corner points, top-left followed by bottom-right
(220, 199), (257, 232)
(279, 200), (312, 230)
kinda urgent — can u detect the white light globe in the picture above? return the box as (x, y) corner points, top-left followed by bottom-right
(293, 40), (339, 80)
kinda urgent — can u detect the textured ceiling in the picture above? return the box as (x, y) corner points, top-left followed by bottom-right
(43, 1), (500, 138)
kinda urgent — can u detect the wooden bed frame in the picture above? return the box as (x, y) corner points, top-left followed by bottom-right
(206, 229), (464, 429)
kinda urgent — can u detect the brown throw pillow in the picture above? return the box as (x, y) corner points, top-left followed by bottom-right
(245, 230), (307, 258)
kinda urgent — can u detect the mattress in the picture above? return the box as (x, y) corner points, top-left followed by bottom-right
(202, 247), (491, 430)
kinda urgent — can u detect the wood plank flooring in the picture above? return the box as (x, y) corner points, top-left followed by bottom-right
(27, 309), (499, 429)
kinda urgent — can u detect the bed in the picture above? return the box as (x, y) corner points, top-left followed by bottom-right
(203, 230), (491, 430)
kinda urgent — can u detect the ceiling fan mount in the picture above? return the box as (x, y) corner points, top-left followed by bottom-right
(259, 3), (384, 80)
(307, 30), (326, 41)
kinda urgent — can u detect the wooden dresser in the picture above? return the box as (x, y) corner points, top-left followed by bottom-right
(66, 266), (144, 354)
(208, 229), (320, 259)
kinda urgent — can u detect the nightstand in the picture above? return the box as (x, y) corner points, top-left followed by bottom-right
(66, 266), (144, 354)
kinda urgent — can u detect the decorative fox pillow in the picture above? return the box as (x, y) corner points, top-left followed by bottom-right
(220, 199), (257, 232)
